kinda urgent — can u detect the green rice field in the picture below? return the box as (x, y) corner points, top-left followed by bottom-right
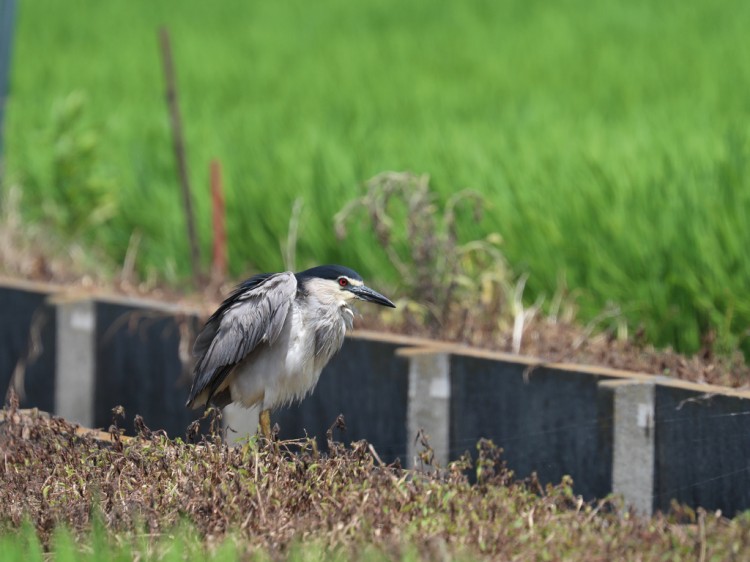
(4, 0), (750, 354)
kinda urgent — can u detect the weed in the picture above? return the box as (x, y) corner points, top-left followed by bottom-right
(3, 408), (750, 560)
(335, 172), (514, 343)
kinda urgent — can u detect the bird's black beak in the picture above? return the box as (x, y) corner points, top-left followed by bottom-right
(348, 284), (396, 308)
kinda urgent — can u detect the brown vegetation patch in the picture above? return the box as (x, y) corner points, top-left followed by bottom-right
(366, 312), (750, 389)
(3, 408), (750, 560)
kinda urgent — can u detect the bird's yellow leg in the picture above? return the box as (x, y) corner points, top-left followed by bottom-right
(259, 408), (272, 439)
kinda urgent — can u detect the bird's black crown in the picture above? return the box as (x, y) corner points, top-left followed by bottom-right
(295, 264), (363, 282)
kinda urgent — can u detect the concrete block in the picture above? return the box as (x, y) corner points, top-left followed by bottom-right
(55, 300), (96, 427)
(406, 352), (450, 468)
(603, 380), (655, 516)
(223, 403), (258, 442)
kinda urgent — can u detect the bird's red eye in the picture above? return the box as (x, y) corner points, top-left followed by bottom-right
(338, 277), (348, 287)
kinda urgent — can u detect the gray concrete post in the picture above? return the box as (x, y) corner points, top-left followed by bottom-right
(223, 403), (258, 443)
(55, 299), (96, 427)
(406, 352), (450, 469)
(600, 379), (656, 516)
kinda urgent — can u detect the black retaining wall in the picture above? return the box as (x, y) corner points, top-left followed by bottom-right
(0, 284), (56, 412)
(449, 356), (613, 500)
(274, 337), (409, 463)
(3, 281), (750, 514)
(654, 386), (750, 515)
(93, 301), (203, 437)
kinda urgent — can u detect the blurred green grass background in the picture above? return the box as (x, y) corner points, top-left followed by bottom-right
(4, 0), (750, 354)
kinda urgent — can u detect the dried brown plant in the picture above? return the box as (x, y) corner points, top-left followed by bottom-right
(335, 172), (517, 342)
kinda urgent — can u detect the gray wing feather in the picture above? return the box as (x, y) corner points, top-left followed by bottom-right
(187, 272), (297, 406)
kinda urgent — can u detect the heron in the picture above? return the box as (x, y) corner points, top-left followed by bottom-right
(186, 264), (396, 438)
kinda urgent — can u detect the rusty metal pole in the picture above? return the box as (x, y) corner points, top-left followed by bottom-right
(210, 159), (227, 282)
(159, 27), (202, 285)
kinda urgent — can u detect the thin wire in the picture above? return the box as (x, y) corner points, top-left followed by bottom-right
(309, 405), (750, 455)
(653, 465), (750, 500)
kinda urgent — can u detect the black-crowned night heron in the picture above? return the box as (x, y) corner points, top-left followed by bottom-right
(186, 265), (395, 438)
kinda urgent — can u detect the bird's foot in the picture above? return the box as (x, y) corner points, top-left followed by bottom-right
(259, 408), (272, 440)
